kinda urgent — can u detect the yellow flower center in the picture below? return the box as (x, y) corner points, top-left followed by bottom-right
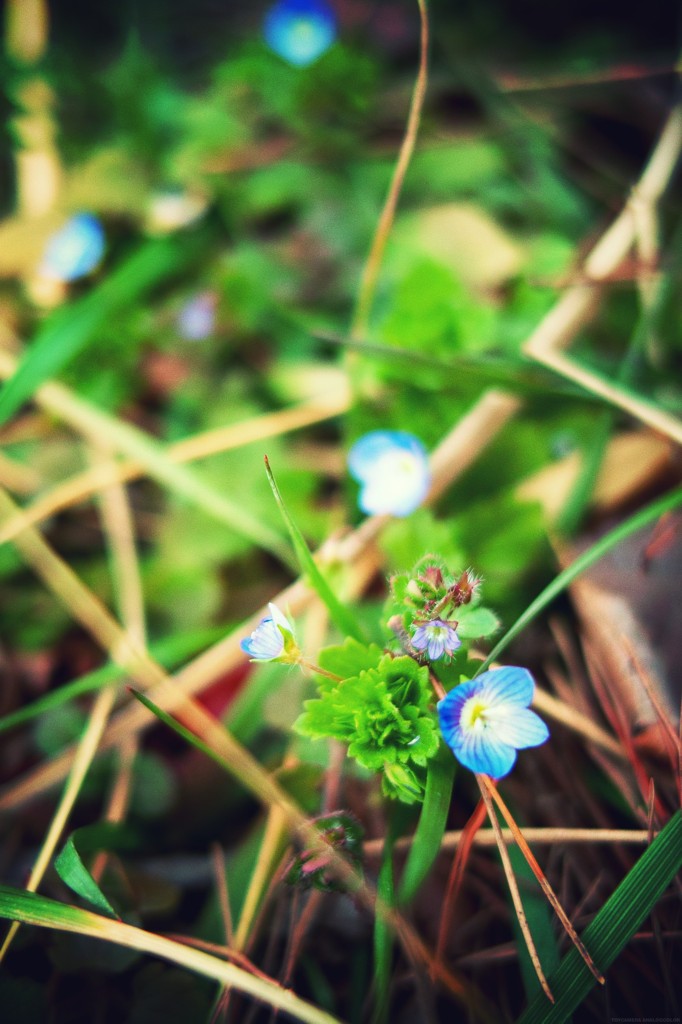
(461, 696), (489, 732)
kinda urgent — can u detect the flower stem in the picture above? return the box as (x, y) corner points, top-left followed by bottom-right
(298, 658), (342, 682)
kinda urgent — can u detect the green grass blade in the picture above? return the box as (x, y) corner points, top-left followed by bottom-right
(516, 811), (682, 1024)
(0, 886), (344, 1024)
(372, 822), (396, 1024)
(397, 746), (455, 906)
(479, 485), (682, 673)
(0, 233), (207, 427)
(54, 826), (122, 919)
(264, 456), (365, 642)
(0, 626), (224, 736)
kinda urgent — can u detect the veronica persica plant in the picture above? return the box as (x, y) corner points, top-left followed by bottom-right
(40, 213), (105, 282)
(437, 667), (549, 779)
(348, 430), (431, 517)
(264, 0), (337, 67)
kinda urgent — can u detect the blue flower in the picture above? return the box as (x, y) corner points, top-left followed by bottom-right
(411, 619), (461, 661)
(264, 0), (336, 67)
(437, 667), (549, 779)
(240, 603), (297, 661)
(348, 431), (430, 517)
(177, 291), (217, 341)
(40, 213), (105, 282)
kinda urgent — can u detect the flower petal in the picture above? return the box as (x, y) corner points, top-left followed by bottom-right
(485, 706), (549, 749)
(455, 728), (517, 779)
(268, 603), (294, 635)
(41, 213), (105, 282)
(348, 431), (426, 483)
(240, 617), (284, 660)
(437, 679), (480, 746)
(478, 666), (535, 709)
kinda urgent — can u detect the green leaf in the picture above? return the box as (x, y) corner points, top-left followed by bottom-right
(455, 605), (500, 640)
(397, 746), (455, 905)
(264, 456), (365, 641)
(318, 638), (384, 680)
(517, 811), (682, 1024)
(54, 824), (133, 918)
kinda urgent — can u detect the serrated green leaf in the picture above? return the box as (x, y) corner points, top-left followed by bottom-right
(318, 638), (384, 680)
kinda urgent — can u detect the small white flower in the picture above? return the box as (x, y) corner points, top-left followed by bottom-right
(240, 603), (296, 661)
(348, 431), (431, 517)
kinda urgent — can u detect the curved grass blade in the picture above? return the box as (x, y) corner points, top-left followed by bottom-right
(516, 810), (682, 1024)
(264, 456), (365, 642)
(479, 485), (682, 673)
(0, 886), (343, 1024)
(397, 747), (455, 906)
(54, 823), (133, 919)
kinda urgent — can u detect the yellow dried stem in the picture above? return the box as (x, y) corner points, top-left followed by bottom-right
(481, 775), (605, 985)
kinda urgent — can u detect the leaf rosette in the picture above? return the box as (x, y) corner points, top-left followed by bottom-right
(295, 640), (439, 803)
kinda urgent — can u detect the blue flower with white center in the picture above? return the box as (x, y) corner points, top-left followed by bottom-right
(240, 603), (298, 661)
(40, 213), (105, 282)
(348, 431), (430, 517)
(437, 667), (549, 779)
(411, 619), (461, 661)
(264, 0), (337, 67)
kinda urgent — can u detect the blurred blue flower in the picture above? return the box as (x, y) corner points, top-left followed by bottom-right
(40, 213), (105, 282)
(240, 603), (297, 661)
(264, 0), (336, 67)
(348, 430), (430, 517)
(177, 291), (217, 341)
(438, 667), (549, 779)
(411, 619), (461, 661)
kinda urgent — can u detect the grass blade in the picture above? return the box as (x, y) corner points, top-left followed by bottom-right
(516, 810), (682, 1024)
(479, 485), (682, 672)
(264, 456), (365, 641)
(0, 886), (343, 1024)
(398, 747), (455, 906)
